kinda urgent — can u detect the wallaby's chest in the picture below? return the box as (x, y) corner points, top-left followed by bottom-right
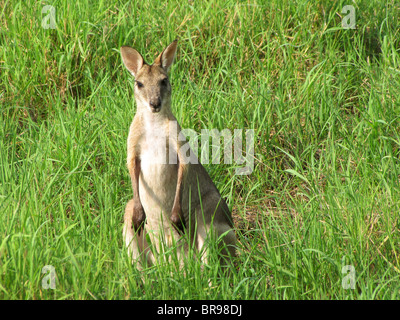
(138, 120), (179, 211)
(140, 120), (178, 167)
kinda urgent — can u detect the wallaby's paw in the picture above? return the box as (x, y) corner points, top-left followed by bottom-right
(170, 207), (185, 234)
(132, 200), (146, 235)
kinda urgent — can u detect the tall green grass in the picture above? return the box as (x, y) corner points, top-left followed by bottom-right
(0, 0), (399, 299)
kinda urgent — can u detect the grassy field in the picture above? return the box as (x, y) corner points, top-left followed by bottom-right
(1, 0), (399, 300)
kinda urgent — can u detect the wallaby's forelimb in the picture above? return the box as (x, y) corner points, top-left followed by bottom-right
(170, 159), (186, 233)
(130, 157), (145, 234)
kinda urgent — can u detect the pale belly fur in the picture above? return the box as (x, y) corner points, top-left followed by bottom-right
(138, 130), (180, 244)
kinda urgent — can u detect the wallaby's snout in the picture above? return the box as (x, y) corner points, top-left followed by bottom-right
(149, 97), (162, 113)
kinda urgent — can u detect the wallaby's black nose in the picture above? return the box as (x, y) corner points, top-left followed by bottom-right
(150, 99), (162, 112)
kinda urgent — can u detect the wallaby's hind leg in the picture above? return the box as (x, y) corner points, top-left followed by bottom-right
(123, 199), (154, 268)
(195, 199), (236, 266)
(196, 220), (236, 266)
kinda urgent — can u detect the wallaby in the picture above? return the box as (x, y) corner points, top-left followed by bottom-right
(120, 40), (236, 268)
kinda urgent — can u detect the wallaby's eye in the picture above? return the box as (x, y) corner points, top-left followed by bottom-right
(160, 78), (168, 86)
(136, 81), (144, 88)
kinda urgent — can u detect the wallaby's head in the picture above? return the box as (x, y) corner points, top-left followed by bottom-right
(120, 40), (177, 114)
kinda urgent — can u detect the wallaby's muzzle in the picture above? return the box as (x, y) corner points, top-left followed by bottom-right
(149, 98), (162, 113)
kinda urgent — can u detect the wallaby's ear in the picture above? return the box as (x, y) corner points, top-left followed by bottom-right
(154, 40), (177, 72)
(120, 46), (144, 77)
